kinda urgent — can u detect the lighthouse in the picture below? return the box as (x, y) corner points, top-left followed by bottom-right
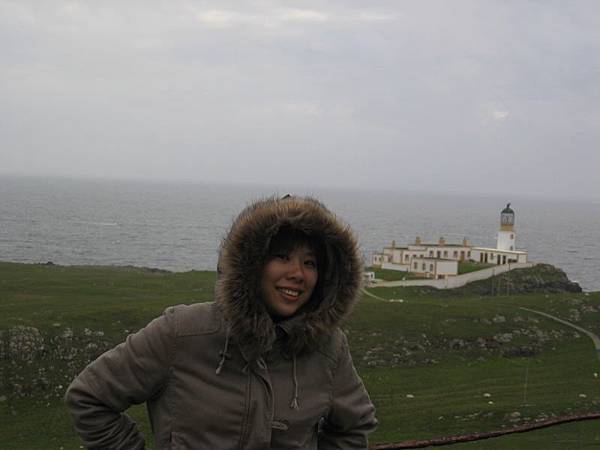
(496, 203), (516, 251)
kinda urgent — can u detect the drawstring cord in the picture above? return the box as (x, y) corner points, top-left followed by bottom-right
(290, 353), (299, 410)
(216, 328), (300, 411)
(215, 328), (231, 375)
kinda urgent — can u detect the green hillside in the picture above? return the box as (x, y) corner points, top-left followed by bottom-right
(1, 262), (599, 449)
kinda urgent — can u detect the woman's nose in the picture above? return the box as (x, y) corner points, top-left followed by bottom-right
(286, 258), (304, 280)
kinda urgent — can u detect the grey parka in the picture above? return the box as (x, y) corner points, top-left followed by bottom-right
(65, 196), (377, 449)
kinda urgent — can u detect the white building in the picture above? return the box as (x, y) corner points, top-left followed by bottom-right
(371, 204), (528, 279)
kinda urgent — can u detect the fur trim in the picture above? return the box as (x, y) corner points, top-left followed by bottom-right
(214, 196), (363, 359)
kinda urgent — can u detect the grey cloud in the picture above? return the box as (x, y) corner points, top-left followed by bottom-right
(1, 0), (599, 200)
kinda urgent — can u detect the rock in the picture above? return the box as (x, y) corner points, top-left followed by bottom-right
(6, 326), (44, 361)
(494, 333), (513, 343)
(61, 328), (73, 339)
(448, 339), (467, 350)
(408, 343), (425, 352)
(85, 343), (99, 352)
(568, 309), (581, 322)
(452, 264), (583, 295)
(502, 345), (539, 357)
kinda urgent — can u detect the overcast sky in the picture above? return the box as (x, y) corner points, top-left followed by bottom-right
(1, 1), (599, 200)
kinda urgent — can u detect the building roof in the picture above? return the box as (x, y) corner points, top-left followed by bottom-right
(418, 257), (459, 263)
(502, 203), (514, 214)
(420, 244), (469, 248)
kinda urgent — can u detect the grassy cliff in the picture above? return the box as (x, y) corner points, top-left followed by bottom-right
(1, 262), (599, 449)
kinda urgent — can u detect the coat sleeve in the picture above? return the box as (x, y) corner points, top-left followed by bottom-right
(319, 331), (377, 450)
(64, 308), (176, 450)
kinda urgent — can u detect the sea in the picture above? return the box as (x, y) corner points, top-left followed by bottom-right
(1, 175), (599, 291)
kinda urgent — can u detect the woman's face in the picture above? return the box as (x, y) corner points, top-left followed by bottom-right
(260, 244), (318, 319)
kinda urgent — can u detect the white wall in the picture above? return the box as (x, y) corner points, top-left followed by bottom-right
(497, 230), (516, 251)
(437, 260), (458, 275)
(381, 262), (410, 272)
(374, 262), (535, 289)
(392, 248), (404, 264)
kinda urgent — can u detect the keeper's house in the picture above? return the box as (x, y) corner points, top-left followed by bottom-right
(372, 204), (527, 279)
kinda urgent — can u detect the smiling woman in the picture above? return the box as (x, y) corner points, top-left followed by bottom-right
(65, 195), (377, 449)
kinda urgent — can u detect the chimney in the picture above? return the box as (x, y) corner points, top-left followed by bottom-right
(438, 237), (446, 246)
(415, 236), (422, 245)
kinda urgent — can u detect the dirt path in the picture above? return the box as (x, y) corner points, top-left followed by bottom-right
(520, 306), (600, 362)
(360, 288), (388, 301)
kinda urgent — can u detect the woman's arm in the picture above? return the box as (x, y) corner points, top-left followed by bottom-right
(64, 308), (176, 450)
(319, 331), (378, 450)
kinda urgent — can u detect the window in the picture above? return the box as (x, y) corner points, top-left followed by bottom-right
(405, 255), (409, 261)
(422, 263), (426, 271)
(443, 251), (448, 257)
(510, 234), (514, 239)
(437, 251), (441, 258)
(429, 251), (433, 257)
(430, 264), (434, 271)
(413, 262), (418, 269)
(453, 251), (458, 258)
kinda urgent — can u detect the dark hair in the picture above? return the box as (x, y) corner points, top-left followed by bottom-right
(268, 227), (323, 261)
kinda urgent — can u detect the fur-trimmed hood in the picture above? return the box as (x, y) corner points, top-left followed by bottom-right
(215, 196), (363, 359)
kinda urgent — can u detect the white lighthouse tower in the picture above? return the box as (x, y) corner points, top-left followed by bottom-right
(496, 203), (516, 251)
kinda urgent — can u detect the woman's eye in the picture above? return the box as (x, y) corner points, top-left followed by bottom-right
(275, 253), (289, 260)
(305, 260), (317, 268)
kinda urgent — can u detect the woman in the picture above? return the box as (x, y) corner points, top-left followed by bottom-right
(65, 195), (377, 449)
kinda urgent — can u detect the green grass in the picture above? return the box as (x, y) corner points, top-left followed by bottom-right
(459, 261), (495, 274)
(365, 266), (425, 281)
(1, 262), (599, 449)
(447, 418), (600, 450)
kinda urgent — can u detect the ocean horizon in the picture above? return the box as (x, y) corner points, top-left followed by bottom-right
(1, 175), (599, 291)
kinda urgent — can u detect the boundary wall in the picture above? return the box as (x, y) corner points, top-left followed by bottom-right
(373, 262), (535, 290)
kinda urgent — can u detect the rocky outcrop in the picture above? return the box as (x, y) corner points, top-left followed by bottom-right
(451, 264), (582, 296)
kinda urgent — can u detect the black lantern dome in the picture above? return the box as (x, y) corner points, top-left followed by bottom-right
(500, 203), (515, 229)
